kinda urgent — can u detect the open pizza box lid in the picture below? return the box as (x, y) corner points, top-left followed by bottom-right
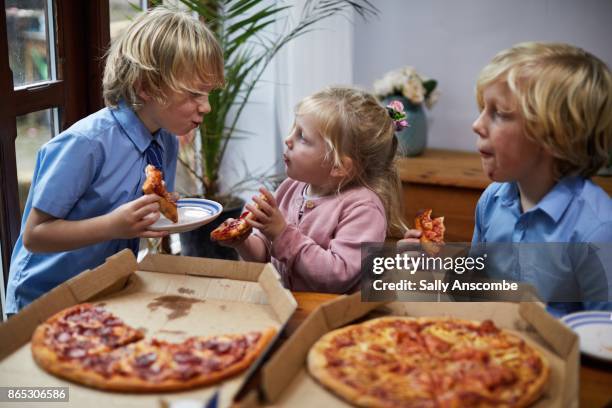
(256, 292), (579, 408)
(0, 249), (297, 408)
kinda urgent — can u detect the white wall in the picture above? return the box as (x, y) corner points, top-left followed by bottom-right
(352, 0), (612, 152)
(220, 5), (356, 202)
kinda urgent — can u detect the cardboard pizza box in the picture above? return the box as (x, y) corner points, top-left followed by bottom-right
(258, 292), (579, 408)
(0, 249), (297, 408)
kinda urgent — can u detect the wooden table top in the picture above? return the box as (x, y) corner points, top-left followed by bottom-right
(396, 149), (491, 189)
(290, 292), (612, 408)
(396, 148), (612, 195)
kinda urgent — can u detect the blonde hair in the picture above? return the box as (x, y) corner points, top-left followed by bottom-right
(295, 87), (407, 236)
(476, 42), (611, 178)
(103, 7), (224, 109)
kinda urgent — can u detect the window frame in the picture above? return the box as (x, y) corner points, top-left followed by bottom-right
(0, 0), (110, 296)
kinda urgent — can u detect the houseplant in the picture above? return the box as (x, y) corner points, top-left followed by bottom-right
(373, 66), (439, 156)
(172, 0), (379, 258)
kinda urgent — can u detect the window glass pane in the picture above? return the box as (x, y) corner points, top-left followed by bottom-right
(109, 1), (194, 42)
(5, 0), (54, 87)
(110, 0), (143, 42)
(162, 1), (190, 11)
(15, 108), (58, 214)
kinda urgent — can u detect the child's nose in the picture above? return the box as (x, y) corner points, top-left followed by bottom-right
(284, 136), (293, 149)
(198, 100), (211, 115)
(472, 113), (486, 137)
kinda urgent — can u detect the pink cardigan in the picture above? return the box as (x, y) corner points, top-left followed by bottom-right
(253, 179), (386, 293)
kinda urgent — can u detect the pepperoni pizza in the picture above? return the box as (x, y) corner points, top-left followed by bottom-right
(308, 316), (549, 408)
(31, 304), (276, 392)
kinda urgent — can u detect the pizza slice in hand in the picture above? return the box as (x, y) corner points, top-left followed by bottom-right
(415, 209), (445, 255)
(210, 195), (267, 242)
(142, 165), (178, 223)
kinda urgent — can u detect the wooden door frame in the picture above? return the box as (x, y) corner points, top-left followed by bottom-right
(0, 0), (110, 291)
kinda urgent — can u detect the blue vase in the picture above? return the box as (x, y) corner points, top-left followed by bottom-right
(384, 96), (427, 157)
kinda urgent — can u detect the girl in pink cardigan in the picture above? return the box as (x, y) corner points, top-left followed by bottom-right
(223, 87), (407, 293)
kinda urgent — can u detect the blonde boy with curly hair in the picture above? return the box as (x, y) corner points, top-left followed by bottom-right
(6, 7), (224, 314)
(471, 42), (611, 315)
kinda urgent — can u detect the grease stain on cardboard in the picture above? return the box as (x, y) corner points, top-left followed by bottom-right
(147, 295), (204, 320)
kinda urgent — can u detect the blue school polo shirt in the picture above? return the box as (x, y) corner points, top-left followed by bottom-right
(6, 101), (178, 313)
(471, 176), (612, 315)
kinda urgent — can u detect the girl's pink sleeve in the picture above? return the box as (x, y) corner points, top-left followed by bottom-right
(238, 232), (270, 262)
(270, 202), (386, 293)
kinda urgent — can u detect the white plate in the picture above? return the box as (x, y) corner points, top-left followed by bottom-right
(148, 198), (223, 233)
(561, 311), (612, 362)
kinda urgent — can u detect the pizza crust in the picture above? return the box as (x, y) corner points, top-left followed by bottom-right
(307, 325), (372, 406)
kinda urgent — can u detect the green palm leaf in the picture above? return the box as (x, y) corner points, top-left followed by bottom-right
(176, 0), (378, 199)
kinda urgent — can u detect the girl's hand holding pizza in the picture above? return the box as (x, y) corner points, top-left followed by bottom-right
(245, 187), (287, 242)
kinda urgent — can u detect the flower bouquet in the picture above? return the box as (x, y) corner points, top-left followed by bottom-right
(373, 66), (439, 109)
(373, 67), (439, 156)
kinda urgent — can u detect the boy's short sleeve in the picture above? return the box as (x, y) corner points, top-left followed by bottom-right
(31, 133), (100, 219)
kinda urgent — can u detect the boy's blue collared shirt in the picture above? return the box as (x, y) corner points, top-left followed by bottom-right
(6, 101), (178, 313)
(472, 176), (612, 315)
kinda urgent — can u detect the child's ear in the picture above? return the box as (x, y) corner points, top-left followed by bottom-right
(135, 81), (150, 101)
(138, 90), (151, 102)
(331, 157), (353, 178)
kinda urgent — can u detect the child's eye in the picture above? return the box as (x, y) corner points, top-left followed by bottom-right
(187, 91), (209, 102)
(490, 109), (505, 120)
(495, 110), (513, 120)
